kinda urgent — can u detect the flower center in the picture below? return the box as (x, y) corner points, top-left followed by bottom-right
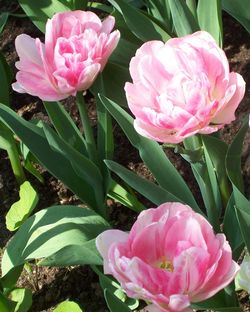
(158, 256), (174, 272)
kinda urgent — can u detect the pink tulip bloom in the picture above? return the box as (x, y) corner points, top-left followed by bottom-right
(12, 11), (120, 101)
(96, 203), (239, 312)
(125, 31), (245, 143)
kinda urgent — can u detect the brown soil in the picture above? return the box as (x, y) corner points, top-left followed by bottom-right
(0, 2), (250, 311)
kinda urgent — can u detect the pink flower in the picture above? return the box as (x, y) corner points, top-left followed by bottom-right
(12, 11), (120, 101)
(96, 203), (239, 312)
(125, 31), (245, 143)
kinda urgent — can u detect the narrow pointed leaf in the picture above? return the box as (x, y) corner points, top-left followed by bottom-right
(108, 0), (170, 41)
(43, 101), (87, 156)
(100, 95), (200, 212)
(197, 0), (223, 46)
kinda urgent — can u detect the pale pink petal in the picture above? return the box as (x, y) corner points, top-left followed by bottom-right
(212, 72), (246, 124)
(14, 71), (65, 101)
(96, 230), (128, 274)
(101, 16), (115, 34)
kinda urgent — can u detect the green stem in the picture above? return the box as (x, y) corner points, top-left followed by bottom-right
(76, 92), (98, 165)
(0, 124), (26, 185)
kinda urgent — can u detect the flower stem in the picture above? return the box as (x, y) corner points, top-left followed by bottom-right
(0, 127), (26, 185)
(76, 92), (98, 165)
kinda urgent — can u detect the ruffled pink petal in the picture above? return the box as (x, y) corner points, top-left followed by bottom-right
(96, 230), (128, 274)
(101, 15), (115, 34)
(100, 30), (120, 70)
(212, 72), (246, 124)
(14, 71), (66, 101)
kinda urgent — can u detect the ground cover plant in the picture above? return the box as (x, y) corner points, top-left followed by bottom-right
(0, 0), (250, 311)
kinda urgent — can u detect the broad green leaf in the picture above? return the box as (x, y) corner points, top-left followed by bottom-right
(0, 292), (16, 312)
(109, 38), (138, 69)
(0, 51), (12, 106)
(226, 117), (248, 193)
(91, 62), (129, 107)
(0, 12), (8, 34)
(201, 135), (229, 207)
(100, 95), (201, 213)
(39, 239), (102, 266)
(184, 136), (221, 230)
(1, 205), (110, 286)
(10, 288), (32, 312)
(18, 0), (70, 32)
(104, 289), (131, 312)
(108, 179), (145, 212)
(192, 288), (240, 310)
(54, 301), (83, 312)
(146, 0), (173, 32)
(225, 117), (249, 254)
(0, 104), (100, 209)
(106, 160), (187, 206)
(42, 123), (104, 213)
(197, 0), (223, 46)
(222, 0), (250, 33)
(223, 195), (244, 260)
(168, 0), (199, 36)
(92, 266), (139, 310)
(43, 101), (87, 156)
(72, 0), (88, 10)
(108, 0), (170, 41)
(235, 192), (250, 253)
(6, 181), (39, 231)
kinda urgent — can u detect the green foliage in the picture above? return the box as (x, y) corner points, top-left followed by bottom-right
(10, 288), (32, 312)
(197, 0), (223, 46)
(104, 289), (132, 312)
(168, 0), (199, 36)
(54, 300), (83, 312)
(6, 181), (39, 231)
(1, 205), (109, 288)
(0, 104), (104, 211)
(99, 95), (201, 213)
(222, 0), (250, 33)
(18, 0), (70, 32)
(108, 0), (170, 41)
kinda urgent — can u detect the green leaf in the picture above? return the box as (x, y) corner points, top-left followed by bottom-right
(42, 123), (104, 213)
(0, 12), (8, 34)
(108, 179), (145, 212)
(104, 289), (131, 312)
(184, 136), (220, 230)
(18, 0), (70, 32)
(92, 266), (139, 310)
(223, 195), (244, 260)
(39, 239), (102, 266)
(10, 288), (32, 312)
(168, 0), (199, 36)
(197, 0), (223, 46)
(0, 292), (16, 312)
(222, 0), (250, 33)
(0, 51), (12, 106)
(100, 95), (201, 213)
(1, 205), (110, 286)
(146, 0), (173, 33)
(225, 117), (249, 254)
(201, 135), (230, 207)
(235, 193), (250, 253)
(0, 104), (100, 209)
(108, 0), (170, 41)
(91, 62), (129, 107)
(54, 301), (83, 312)
(226, 117), (248, 193)
(106, 160), (184, 206)
(6, 181), (39, 231)
(43, 101), (87, 156)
